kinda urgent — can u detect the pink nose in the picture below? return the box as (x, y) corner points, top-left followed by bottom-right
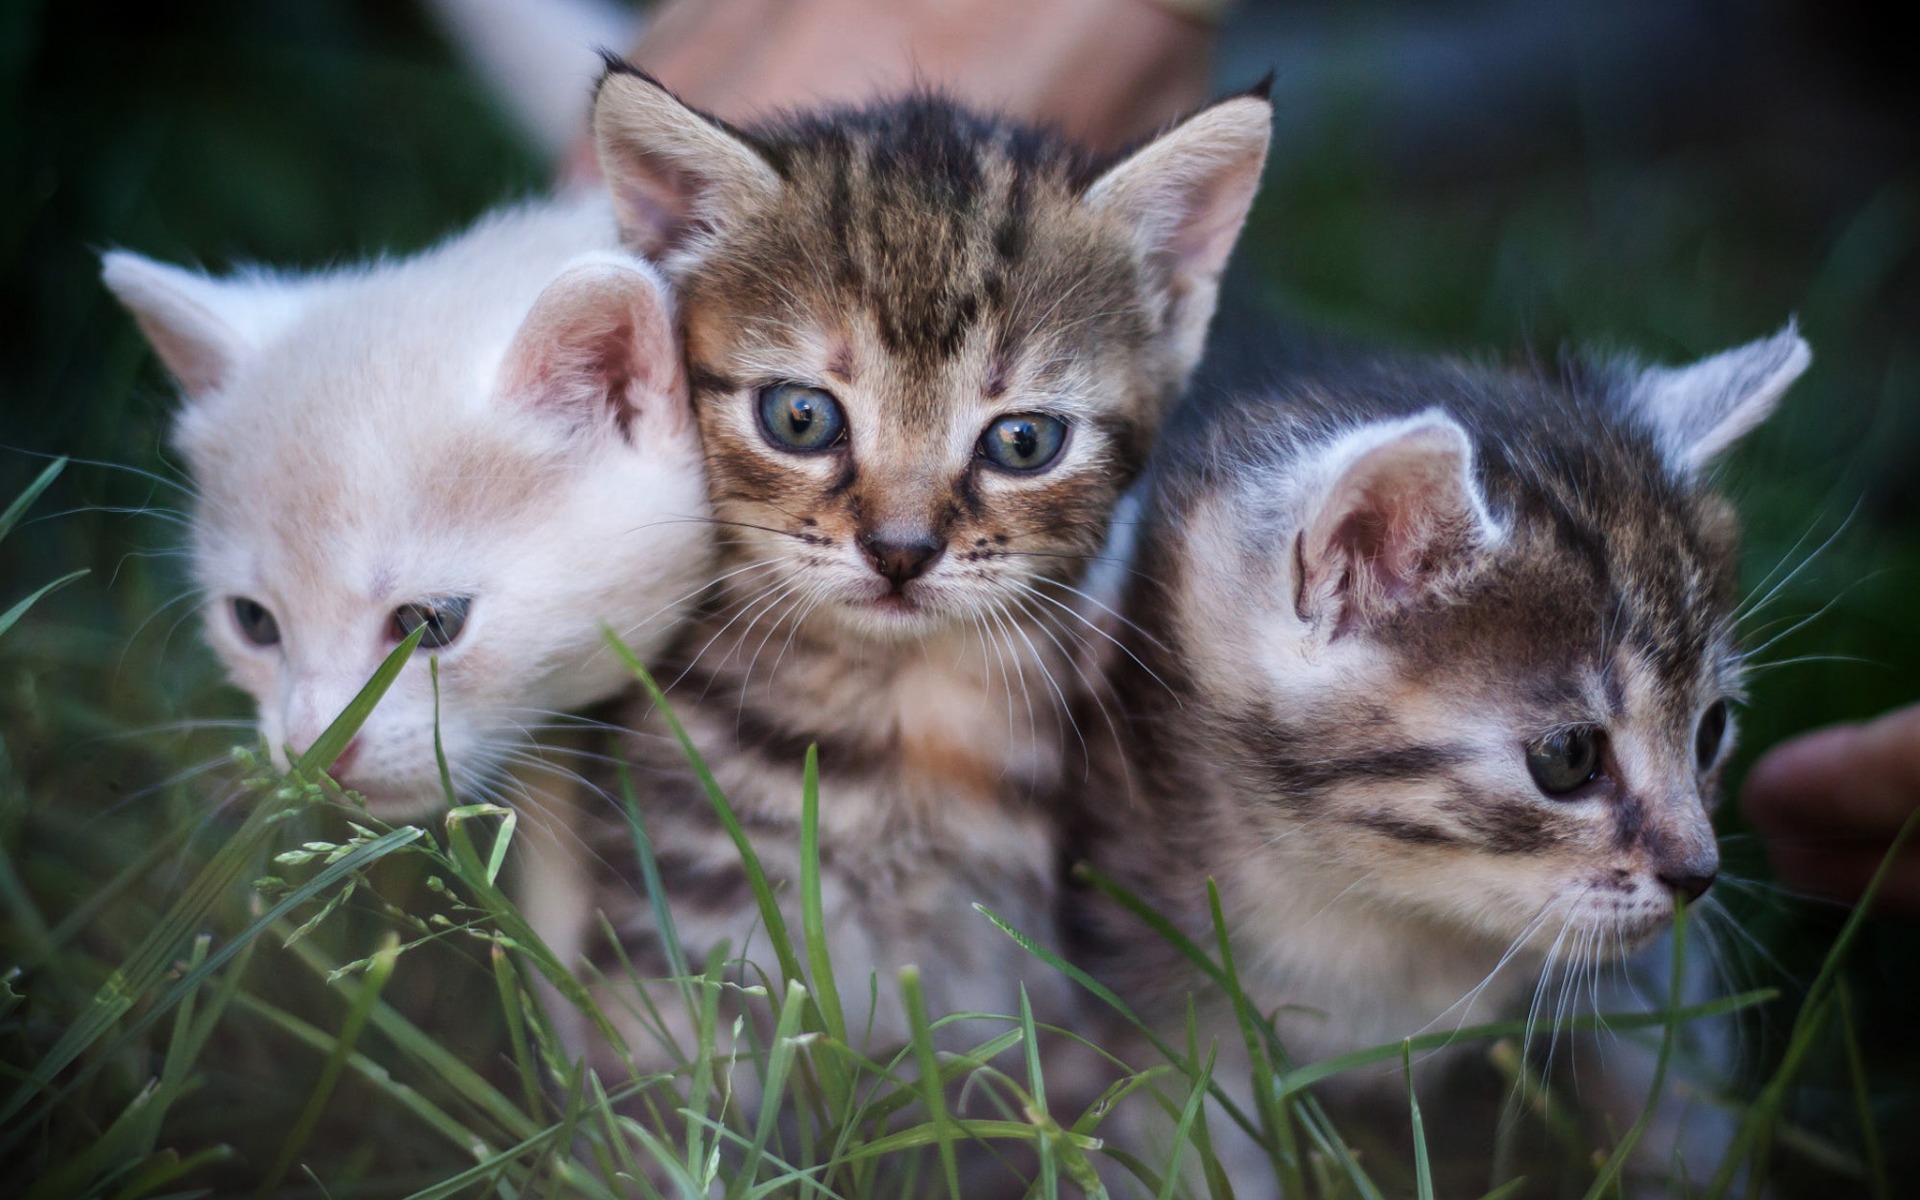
(326, 736), (362, 779)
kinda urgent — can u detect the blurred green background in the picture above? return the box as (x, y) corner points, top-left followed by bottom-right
(2, 0), (1915, 1193)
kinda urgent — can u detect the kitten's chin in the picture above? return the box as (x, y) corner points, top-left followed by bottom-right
(820, 588), (956, 642)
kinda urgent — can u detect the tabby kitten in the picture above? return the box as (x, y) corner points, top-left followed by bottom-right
(1066, 328), (1807, 1180)
(103, 196), (709, 830)
(572, 65), (1270, 1070)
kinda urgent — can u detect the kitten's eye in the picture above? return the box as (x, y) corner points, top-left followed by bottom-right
(1525, 726), (1603, 796)
(231, 597), (281, 647)
(1695, 699), (1730, 770)
(391, 596), (472, 650)
(977, 413), (1068, 473)
(756, 384), (846, 452)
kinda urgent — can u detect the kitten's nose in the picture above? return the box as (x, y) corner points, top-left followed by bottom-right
(862, 532), (946, 587)
(1657, 851), (1718, 903)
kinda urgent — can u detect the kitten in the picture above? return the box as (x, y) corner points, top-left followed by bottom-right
(102, 195), (709, 839)
(1066, 328), (1808, 1186)
(575, 64), (1270, 1081)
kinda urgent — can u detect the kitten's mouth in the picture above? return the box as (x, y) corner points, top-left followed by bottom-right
(830, 581), (956, 638)
(866, 591), (920, 614)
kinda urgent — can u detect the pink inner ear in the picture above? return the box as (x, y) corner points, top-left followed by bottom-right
(1330, 502), (1422, 606)
(500, 264), (686, 436)
(607, 148), (703, 258)
(1299, 424), (1487, 632)
(1159, 167), (1265, 287)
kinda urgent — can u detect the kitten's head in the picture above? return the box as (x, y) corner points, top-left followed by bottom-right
(590, 67), (1269, 640)
(1156, 329), (1808, 956)
(104, 202), (710, 817)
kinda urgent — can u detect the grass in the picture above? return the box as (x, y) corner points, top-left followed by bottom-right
(2, 0), (1918, 1195)
(0, 581), (1826, 1197)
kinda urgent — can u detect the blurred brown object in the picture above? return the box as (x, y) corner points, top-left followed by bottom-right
(1743, 701), (1920, 916)
(566, 0), (1213, 178)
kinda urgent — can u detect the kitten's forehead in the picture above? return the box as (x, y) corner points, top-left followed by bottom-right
(686, 103), (1149, 398)
(186, 355), (560, 598)
(1384, 414), (1741, 708)
(1172, 367), (1745, 710)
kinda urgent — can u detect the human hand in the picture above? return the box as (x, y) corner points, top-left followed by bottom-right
(566, 0), (1214, 178)
(1742, 701), (1920, 915)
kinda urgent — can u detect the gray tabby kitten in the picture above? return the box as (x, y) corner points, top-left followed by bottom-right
(570, 66), (1271, 1077)
(1066, 328), (1808, 1184)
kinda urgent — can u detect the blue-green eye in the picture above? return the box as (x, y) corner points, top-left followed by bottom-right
(977, 413), (1068, 472)
(756, 384), (846, 452)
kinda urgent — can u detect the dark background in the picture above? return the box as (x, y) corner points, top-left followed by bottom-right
(2, 0), (1915, 1193)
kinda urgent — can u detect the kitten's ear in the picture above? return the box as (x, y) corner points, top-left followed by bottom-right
(101, 252), (296, 397)
(1629, 324), (1809, 473)
(590, 61), (781, 260)
(1294, 412), (1499, 635)
(1085, 90), (1272, 382)
(497, 253), (688, 438)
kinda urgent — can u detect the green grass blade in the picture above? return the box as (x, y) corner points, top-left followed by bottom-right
(975, 903), (1265, 1145)
(105, 1145), (235, 1200)
(902, 966), (962, 1199)
(1017, 986), (1060, 1200)
(839, 1119), (1092, 1162)
(614, 753), (693, 1005)
(1580, 897), (1688, 1200)
(1703, 804), (1920, 1199)
(430, 657), (459, 806)
(134, 932), (212, 1156)
(1157, 1044), (1217, 1200)
(282, 929), (546, 1144)
(734, 978), (810, 1197)
(0, 806), (416, 1144)
(259, 931), (401, 1195)
(298, 623), (425, 773)
(799, 744), (846, 1045)
(0, 455), (66, 542)
(1205, 880), (1305, 1196)
(0, 568), (86, 640)
(605, 630), (806, 990)
(1275, 988), (1776, 1093)
(492, 945), (546, 1118)
(1405, 1042), (1435, 1200)
(234, 990), (523, 1182)
(1835, 978), (1889, 1200)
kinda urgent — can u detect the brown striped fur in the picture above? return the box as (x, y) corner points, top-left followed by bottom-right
(567, 68), (1271, 1108)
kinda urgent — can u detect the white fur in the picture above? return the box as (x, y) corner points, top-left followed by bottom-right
(105, 194), (711, 818)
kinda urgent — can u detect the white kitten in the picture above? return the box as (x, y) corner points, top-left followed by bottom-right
(103, 194), (710, 819)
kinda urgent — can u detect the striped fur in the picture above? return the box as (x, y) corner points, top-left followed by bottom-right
(573, 70), (1271, 1086)
(1065, 332), (1805, 1180)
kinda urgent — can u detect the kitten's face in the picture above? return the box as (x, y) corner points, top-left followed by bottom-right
(1188, 496), (1740, 956)
(106, 218), (709, 818)
(592, 77), (1270, 642)
(184, 400), (704, 816)
(1162, 333), (1806, 960)
(680, 222), (1147, 640)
